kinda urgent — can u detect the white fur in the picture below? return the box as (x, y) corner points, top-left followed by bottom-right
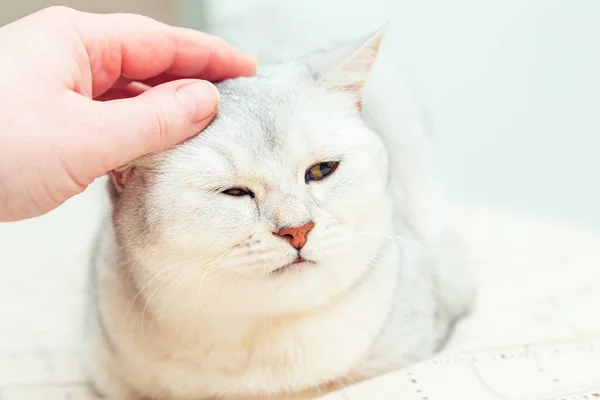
(87, 9), (474, 400)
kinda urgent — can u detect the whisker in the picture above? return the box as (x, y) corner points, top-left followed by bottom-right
(139, 266), (186, 339)
(134, 246), (239, 335)
(195, 247), (241, 318)
(126, 266), (178, 322)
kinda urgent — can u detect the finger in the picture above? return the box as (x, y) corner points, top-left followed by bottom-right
(102, 75), (194, 94)
(96, 82), (150, 101)
(136, 73), (204, 89)
(86, 79), (219, 171)
(75, 12), (256, 97)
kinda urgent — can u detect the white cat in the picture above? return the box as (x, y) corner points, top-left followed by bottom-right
(86, 10), (474, 400)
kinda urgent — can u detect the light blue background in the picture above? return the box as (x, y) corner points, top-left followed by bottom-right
(190, 0), (600, 227)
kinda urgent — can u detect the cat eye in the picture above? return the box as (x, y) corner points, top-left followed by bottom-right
(305, 161), (340, 183)
(222, 187), (254, 198)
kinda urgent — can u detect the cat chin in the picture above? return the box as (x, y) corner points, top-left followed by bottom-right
(270, 257), (316, 275)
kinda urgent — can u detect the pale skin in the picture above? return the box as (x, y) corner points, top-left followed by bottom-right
(0, 6), (256, 222)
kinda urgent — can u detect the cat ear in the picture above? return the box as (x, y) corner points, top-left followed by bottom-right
(108, 164), (137, 196)
(108, 154), (157, 197)
(307, 28), (386, 105)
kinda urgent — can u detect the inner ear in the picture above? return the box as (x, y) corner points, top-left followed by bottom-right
(305, 27), (386, 109)
(109, 165), (137, 195)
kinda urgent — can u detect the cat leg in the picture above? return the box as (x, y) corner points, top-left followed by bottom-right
(430, 229), (476, 348)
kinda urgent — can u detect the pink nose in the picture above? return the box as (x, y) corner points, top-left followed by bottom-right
(275, 221), (315, 249)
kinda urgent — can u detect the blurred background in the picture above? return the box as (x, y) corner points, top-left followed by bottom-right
(2, 0), (599, 227)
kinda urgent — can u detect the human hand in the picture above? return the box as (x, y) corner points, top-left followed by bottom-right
(0, 6), (256, 222)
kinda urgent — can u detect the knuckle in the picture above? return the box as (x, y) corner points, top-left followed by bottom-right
(142, 99), (170, 151)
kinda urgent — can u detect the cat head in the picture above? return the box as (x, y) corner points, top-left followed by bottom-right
(110, 30), (394, 318)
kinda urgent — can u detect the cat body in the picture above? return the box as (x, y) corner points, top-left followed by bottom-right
(86, 11), (473, 400)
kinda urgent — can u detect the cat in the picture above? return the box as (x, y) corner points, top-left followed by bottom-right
(85, 10), (474, 400)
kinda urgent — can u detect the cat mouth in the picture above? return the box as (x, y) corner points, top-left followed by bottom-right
(272, 255), (315, 274)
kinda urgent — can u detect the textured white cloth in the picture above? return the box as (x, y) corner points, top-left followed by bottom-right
(1, 180), (599, 399)
(322, 337), (600, 399)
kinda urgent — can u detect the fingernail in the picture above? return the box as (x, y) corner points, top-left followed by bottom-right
(175, 81), (220, 123)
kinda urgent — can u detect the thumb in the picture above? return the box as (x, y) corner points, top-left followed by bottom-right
(92, 79), (219, 170)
